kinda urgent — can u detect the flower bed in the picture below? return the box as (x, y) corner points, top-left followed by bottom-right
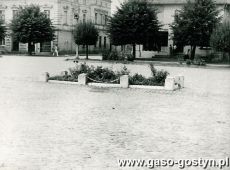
(48, 63), (169, 86)
(48, 63), (127, 84)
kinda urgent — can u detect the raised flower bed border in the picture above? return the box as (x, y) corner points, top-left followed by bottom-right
(42, 72), (184, 91)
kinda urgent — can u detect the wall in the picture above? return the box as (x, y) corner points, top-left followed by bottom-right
(0, 0), (111, 54)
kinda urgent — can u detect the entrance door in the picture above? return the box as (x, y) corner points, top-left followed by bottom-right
(12, 39), (19, 51)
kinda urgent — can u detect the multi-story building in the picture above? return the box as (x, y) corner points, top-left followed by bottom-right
(0, 0), (111, 54)
(139, 0), (230, 58)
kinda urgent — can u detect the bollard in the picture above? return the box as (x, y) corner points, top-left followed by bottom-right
(175, 75), (184, 88)
(120, 75), (129, 88)
(165, 76), (176, 91)
(40, 72), (49, 82)
(78, 73), (87, 85)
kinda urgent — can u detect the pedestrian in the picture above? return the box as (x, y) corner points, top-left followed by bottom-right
(53, 45), (59, 56)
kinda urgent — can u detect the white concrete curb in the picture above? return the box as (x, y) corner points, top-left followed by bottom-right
(88, 83), (122, 88)
(48, 80), (80, 85)
(44, 73), (184, 91)
(129, 85), (165, 90)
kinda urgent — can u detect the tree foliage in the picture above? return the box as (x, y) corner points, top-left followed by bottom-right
(74, 22), (99, 59)
(171, 0), (220, 59)
(11, 5), (55, 55)
(210, 21), (230, 55)
(0, 19), (6, 40)
(108, 0), (161, 58)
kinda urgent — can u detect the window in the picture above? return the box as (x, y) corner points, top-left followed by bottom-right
(0, 10), (5, 21)
(105, 15), (107, 25)
(100, 14), (103, 25)
(63, 11), (68, 24)
(102, 15), (105, 25)
(44, 10), (50, 18)
(95, 13), (98, 24)
(104, 37), (106, 48)
(99, 36), (102, 48)
(83, 0), (86, 4)
(13, 10), (18, 19)
(0, 37), (5, 46)
(83, 14), (86, 23)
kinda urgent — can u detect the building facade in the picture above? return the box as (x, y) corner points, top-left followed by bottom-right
(0, 0), (111, 54)
(139, 0), (230, 58)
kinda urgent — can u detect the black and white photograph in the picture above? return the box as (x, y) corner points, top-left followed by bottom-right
(0, 0), (230, 169)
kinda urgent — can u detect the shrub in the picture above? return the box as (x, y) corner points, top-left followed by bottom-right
(102, 50), (110, 60)
(193, 55), (206, 66)
(117, 66), (130, 75)
(154, 70), (169, 85)
(129, 69), (169, 86)
(87, 66), (120, 83)
(126, 54), (134, 61)
(177, 55), (184, 64)
(50, 63), (122, 84)
(69, 62), (92, 79)
(186, 59), (192, 65)
(102, 50), (124, 61)
(129, 74), (147, 85)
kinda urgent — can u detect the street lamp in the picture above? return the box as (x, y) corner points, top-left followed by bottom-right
(74, 13), (79, 59)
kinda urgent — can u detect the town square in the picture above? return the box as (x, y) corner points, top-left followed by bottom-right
(0, 0), (230, 169)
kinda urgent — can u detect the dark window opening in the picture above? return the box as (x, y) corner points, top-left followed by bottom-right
(12, 39), (19, 51)
(0, 37), (5, 45)
(104, 37), (106, 48)
(143, 31), (168, 51)
(99, 36), (102, 48)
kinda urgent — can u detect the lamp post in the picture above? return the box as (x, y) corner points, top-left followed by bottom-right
(74, 13), (79, 59)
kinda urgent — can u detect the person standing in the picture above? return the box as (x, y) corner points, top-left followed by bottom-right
(53, 45), (59, 56)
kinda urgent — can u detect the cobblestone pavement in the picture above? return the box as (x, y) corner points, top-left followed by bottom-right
(0, 55), (229, 170)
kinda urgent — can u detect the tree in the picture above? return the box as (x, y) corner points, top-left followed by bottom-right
(0, 19), (6, 41)
(171, 0), (220, 60)
(74, 22), (99, 59)
(108, 0), (161, 59)
(210, 21), (230, 62)
(11, 5), (55, 55)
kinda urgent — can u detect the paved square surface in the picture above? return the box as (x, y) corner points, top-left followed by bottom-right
(0, 56), (229, 170)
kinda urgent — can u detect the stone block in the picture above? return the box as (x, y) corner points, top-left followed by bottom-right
(78, 73), (87, 85)
(40, 72), (49, 82)
(120, 75), (129, 88)
(165, 76), (176, 91)
(175, 75), (184, 88)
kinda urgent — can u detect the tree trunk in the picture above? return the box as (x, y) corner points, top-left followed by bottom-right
(76, 44), (79, 58)
(28, 42), (32, 55)
(139, 45), (141, 58)
(86, 45), (88, 60)
(133, 44), (136, 59)
(190, 45), (196, 60)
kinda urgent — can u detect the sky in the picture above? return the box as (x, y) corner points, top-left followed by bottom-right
(111, 0), (124, 14)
